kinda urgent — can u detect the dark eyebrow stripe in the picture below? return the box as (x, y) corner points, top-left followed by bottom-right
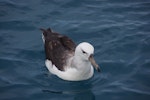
(81, 49), (87, 54)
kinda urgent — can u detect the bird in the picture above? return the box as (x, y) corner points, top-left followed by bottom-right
(40, 28), (100, 81)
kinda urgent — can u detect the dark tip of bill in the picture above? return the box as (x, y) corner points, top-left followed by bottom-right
(97, 67), (101, 72)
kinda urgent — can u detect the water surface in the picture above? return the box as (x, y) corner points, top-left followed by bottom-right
(0, 0), (150, 100)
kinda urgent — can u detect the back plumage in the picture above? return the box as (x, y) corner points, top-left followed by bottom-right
(40, 28), (76, 71)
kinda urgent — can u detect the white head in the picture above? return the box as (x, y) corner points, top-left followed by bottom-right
(75, 42), (94, 60)
(75, 42), (100, 72)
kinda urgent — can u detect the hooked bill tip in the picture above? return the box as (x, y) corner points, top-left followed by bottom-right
(97, 67), (101, 72)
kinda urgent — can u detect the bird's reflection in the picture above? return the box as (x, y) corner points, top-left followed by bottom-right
(73, 89), (95, 100)
(42, 79), (95, 100)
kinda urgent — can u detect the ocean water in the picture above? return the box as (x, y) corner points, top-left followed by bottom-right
(0, 0), (150, 100)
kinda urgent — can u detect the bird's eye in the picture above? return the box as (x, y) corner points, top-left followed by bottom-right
(82, 50), (86, 54)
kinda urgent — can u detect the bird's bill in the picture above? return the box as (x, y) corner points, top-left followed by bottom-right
(89, 54), (101, 72)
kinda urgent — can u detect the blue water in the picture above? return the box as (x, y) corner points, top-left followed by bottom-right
(0, 0), (150, 100)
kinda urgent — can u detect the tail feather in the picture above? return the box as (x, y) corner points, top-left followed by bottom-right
(42, 33), (45, 43)
(40, 28), (52, 32)
(40, 28), (53, 43)
(40, 28), (52, 37)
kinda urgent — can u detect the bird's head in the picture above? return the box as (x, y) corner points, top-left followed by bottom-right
(75, 42), (100, 72)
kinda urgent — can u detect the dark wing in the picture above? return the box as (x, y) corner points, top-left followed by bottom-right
(60, 35), (76, 51)
(40, 28), (76, 71)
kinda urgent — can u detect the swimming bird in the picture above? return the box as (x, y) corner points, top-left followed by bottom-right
(40, 28), (100, 81)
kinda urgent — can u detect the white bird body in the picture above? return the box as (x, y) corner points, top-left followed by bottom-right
(41, 28), (100, 81)
(45, 59), (94, 81)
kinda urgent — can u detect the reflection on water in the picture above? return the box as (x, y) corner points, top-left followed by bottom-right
(42, 84), (95, 100)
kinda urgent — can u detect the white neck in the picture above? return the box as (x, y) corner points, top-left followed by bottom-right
(72, 55), (92, 74)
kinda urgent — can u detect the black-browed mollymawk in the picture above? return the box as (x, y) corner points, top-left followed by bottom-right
(40, 28), (100, 81)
